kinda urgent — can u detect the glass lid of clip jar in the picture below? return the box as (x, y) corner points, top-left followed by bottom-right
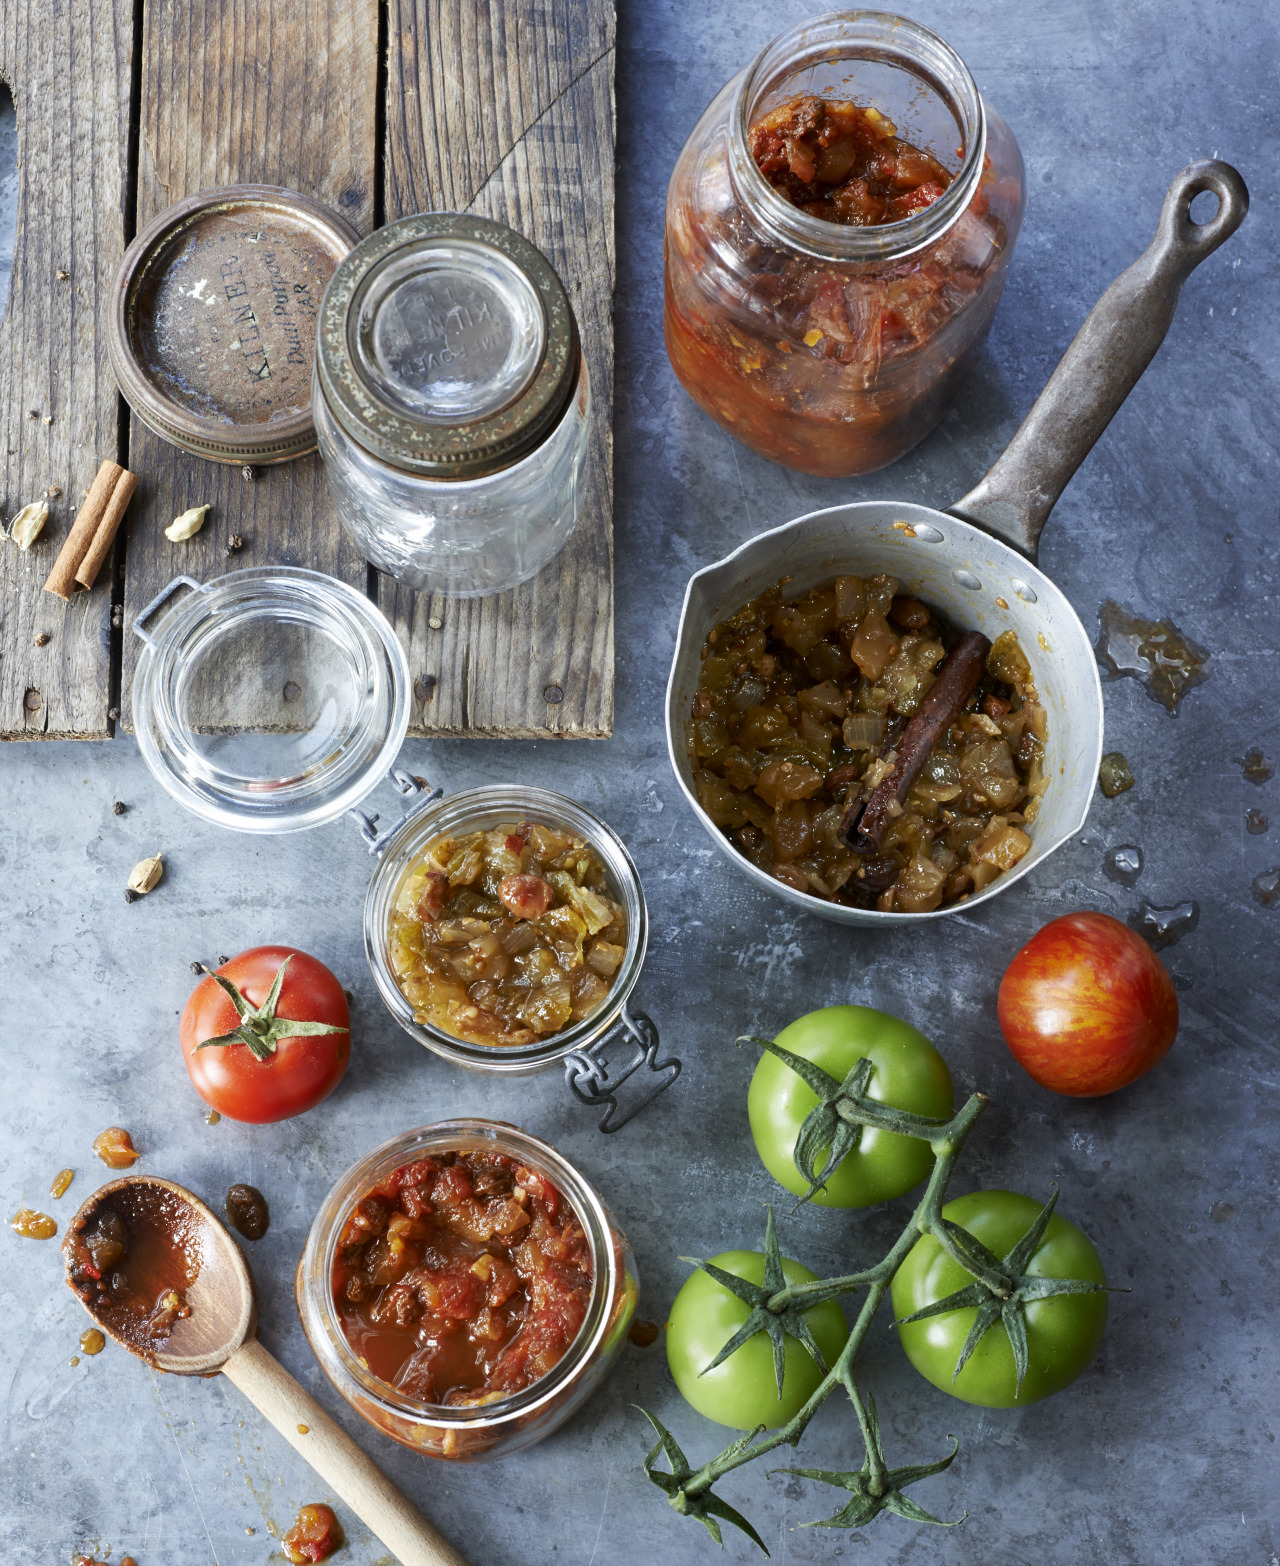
(130, 566), (410, 833)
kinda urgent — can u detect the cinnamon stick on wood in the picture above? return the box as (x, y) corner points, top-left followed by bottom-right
(43, 458), (138, 599)
(840, 630), (992, 854)
(74, 468), (138, 589)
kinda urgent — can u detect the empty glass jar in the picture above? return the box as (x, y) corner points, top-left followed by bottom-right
(315, 213), (590, 597)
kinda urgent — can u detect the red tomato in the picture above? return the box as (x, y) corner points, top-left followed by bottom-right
(997, 913), (1177, 1096)
(180, 946), (350, 1123)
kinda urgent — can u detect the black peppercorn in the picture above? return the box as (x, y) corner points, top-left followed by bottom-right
(112, 800), (126, 815)
(124, 888), (140, 903)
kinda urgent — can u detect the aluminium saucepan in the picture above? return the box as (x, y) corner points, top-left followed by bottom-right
(665, 161), (1248, 926)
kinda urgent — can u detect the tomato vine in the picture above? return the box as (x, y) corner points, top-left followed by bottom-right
(636, 1038), (1118, 1552)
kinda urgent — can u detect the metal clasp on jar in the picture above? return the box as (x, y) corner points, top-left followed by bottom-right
(347, 768), (443, 856)
(562, 1005), (681, 1133)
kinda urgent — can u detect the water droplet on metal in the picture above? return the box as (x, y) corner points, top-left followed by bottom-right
(1238, 749), (1274, 785)
(1252, 869), (1280, 908)
(1245, 808), (1268, 835)
(1104, 845), (1143, 885)
(912, 523), (943, 543)
(1132, 900), (1199, 949)
(1010, 579), (1038, 604)
(953, 568), (982, 591)
(1095, 600), (1210, 715)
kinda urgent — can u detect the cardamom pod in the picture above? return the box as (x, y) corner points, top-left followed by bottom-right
(8, 501), (49, 549)
(165, 504), (210, 542)
(127, 853), (164, 895)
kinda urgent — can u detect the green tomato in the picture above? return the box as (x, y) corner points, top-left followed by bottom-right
(666, 1250), (849, 1430)
(892, 1190), (1109, 1408)
(748, 1005), (953, 1208)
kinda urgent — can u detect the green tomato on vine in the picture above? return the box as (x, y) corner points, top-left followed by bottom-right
(893, 1189), (1110, 1407)
(747, 1004), (954, 1208)
(666, 1244), (849, 1431)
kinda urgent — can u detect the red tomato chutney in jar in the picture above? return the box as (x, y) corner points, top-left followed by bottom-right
(663, 14), (1024, 477)
(750, 96), (954, 226)
(332, 1149), (592, 1407)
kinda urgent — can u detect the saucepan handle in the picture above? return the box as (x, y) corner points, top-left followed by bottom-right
(949, 160), (1248, 560)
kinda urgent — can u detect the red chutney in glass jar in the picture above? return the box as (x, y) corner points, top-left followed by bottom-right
(332, 1149), (592, 1407)
(664, 13), (1025, 477)
(750, 96), (954, 225)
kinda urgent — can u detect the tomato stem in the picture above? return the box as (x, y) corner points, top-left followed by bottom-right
(192, 957), (349, 1062)
(640, 1090), (991, 1547)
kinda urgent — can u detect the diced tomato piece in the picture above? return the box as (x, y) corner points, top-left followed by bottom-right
(282, 1502), (344, 1564)
(497, 874), (555, 920)
(514, 1165), (559, 1217)
(431, 1164), (473, 1208)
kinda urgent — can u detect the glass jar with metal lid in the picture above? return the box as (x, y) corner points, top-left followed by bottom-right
(129, 567), (679, 1130)
(314, 213), (590, 597)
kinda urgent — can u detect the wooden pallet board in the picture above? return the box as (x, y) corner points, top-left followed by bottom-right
(118, 0), (378, 732)
(380, 0), (615, 738)
(0, 0), (615, 740)
(0, 0), (134, 738)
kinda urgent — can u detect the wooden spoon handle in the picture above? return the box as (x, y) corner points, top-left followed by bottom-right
(222, 1338), (469, 1566)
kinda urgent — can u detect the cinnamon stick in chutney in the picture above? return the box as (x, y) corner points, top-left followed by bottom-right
(840, 630), (992, 854)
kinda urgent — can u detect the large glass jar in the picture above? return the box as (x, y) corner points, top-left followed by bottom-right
(315, 213), (590, 597)
(664, 11), (1025, 477)
(296, 1121), (638, 1461)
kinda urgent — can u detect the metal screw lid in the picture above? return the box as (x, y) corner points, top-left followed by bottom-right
(316, 213), (581, 480)
(109, 185), (359, 466)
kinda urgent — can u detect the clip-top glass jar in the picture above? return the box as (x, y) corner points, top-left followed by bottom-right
(314, 213), (590, 597)
(664, 10), (1025, 477)
(129, 569), (682, 1130)
(296, 1120), (638, 1461)
(357, 781), (680, 1131)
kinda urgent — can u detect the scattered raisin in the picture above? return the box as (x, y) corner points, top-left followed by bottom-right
(93, 1127), (140, 1168)
(226, 1183), (270, 1241)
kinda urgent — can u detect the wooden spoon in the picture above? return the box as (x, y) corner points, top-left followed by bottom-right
(63, 1175), (468, 1566)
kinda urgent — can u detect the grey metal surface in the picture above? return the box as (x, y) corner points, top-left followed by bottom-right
(2, 2), (1278, 1561)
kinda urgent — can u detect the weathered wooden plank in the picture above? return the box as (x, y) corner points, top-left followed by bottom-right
(0, 0), (134, 738)
(381, 0), (616, 738)
(120, 0), (379, 731)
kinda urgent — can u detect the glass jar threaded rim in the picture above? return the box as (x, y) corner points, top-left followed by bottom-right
(728, 9), (987, 263)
